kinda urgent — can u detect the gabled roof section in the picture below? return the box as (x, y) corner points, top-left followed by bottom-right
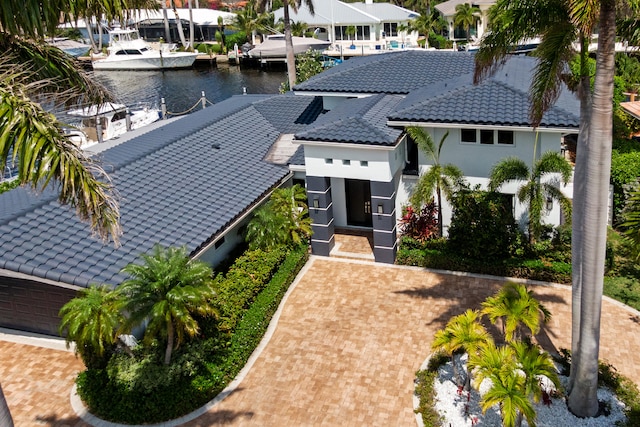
(0, 94), (314, 288)
(253, 94), (324, 133)
(273, 0), (381, 25)
(295, 94), (403, 145)
(293, 50), (476, 94)
(436, 0), (495, 16)
(348, 2), (419, 21)
(389, 55), (580, 129)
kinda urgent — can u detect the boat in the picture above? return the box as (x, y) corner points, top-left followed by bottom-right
(247, 34), (331, 59)
(92, 28), (198, 70)
(66, 102), (160, 147)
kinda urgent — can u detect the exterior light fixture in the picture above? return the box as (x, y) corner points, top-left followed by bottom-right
(377, 204), (384, 214)
(313, 198), (319, 209)
(546, 197), (553, 211)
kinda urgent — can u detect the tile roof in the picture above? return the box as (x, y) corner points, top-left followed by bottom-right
(347, 3), (420, 21)
(388, 55), (580, 128)
(273, 0), (381, 25)
(295, 94), (404, 145)
(0, 94), (319, 288)
(293, 50), (477, 94)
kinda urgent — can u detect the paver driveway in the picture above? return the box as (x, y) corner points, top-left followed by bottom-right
(3, 256), (640, 426)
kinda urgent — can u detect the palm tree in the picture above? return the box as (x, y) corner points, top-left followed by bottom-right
(408, 10), (447, 48)
(481, 282), (551, 343)
(453, 3), (480, 43)
(1, 0), (122, 243)
(0, 382), (13, 427)
(256, 0), (315, 90)
(406, 127), (464, 237)
(58, 285), (124, 368)
(246, 184), (312, 250)
(489, 151), (572, 244)
(480, 366), (536, 427)
(567, 0), (618, 417)
(621, 188), (640, 259)
(511, 341), (561, 405)
(119, 245), (218, 365)
(432, 309), (492, 390)
(170, 0), (188, 47)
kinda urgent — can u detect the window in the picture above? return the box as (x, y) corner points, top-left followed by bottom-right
(460, 129), (515, 146)
(404, 137), (419, 175)
(480, 130), (494, 145)
(325, 158), (333, 164)
(383, 22), (398, 37)
(497, 130), (514, 145)
(360, 160), (368, 167)
(342, 159), (351, 166)
(214, 236), (225, 249)
(335, 25), (370, 41)
(461, 128), (477, 143)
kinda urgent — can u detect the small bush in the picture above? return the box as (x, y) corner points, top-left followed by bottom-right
(399, 203), (439, 242)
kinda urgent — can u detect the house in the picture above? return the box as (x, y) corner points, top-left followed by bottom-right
(0, 94), (323, 335)
(0, 50), (579, 336)
(435, 0), (495, 42)
(272, 0), (420, 50)
(291, 50), (579, 262)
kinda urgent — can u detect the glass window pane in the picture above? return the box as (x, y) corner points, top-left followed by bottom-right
(498, 130), (514, 145)
(480, 129), (494, 144)
(461, 128), (476, 143)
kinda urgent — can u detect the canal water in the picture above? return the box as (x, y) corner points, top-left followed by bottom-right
(92, 63), (287, 115)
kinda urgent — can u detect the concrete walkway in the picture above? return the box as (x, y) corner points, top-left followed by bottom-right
(3, 257), (640, 426)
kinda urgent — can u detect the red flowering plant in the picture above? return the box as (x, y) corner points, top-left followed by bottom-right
(399, 202), (439, 242)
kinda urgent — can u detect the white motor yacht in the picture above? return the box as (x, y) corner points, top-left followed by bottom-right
(92, 28), (198, 70)
(66, 102), (160, 147)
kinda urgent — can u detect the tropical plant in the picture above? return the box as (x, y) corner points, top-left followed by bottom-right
(408, 10), (447, 48)
(1, 1), (126, 244)
(256, 0), (316, 90)
(59, 285), (124, 368)
(432, 309), (492, 390)
(246, 184), (312, 249)
(481, 282), (551, 343)
(406, 127), (464, 237)
(621, 188), (640, 259)
(489, 151), (573, 244)
(453, 2), (480, 43)
(345, 25), (356, 42)
(398, 203), (438, 242)
(118, 245), (218, 365)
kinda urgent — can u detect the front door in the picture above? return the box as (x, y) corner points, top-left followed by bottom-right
(346, 179), (372, 227)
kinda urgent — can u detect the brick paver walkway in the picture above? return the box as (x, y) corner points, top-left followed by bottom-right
(2, 256), (640, 426)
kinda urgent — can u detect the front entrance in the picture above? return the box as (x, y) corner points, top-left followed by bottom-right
(346, 179), (372, 227)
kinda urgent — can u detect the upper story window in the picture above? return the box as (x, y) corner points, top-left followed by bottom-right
(403, 136), (419, 175)
(460, 128), (515, 146)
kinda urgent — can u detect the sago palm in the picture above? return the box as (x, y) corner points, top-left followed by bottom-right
(481, 282), (551, 342)
(119, 245), (218, 365)
(489, 151), (572, 244)
(58, 285), (124, 367)
(406, 127), (464, 237)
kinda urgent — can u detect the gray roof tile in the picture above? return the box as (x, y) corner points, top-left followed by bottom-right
(294, 50), (477, 94)
(0, 95), (301, 288)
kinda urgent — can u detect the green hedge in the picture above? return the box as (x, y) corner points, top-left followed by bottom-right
(76, 244), (308, 424)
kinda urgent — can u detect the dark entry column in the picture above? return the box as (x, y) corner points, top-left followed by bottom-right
(371, 180), (397, 264)
(307, 176), (335, 256)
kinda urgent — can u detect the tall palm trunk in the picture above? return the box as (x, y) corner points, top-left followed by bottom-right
(0, 383), (14, 427)
(86, 16), (99, 54)
(162, 1), (172, 43)
(188, 0), (194, 49)
(284, 4), (296, 90)
(567, 0), (616, 417)
(171, 0), (188, 47)
(436, 185), (443, 237)
(568, 31), (592, 394)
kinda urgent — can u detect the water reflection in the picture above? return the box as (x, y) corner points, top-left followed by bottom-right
(92, 64), (287, 113)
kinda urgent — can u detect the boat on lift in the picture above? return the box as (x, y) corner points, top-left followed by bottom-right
(92, 28), (198, 70)
(66, 102), (160, 148)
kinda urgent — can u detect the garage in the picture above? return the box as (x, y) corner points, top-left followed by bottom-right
(0, 277), (77, 336)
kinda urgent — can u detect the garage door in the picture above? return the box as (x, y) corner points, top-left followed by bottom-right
(0, 277), (77, 336)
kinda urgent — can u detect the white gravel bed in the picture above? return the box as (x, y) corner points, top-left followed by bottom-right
(432, 354), (627, 427)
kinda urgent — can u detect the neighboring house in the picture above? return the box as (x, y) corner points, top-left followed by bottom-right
(0, 50), (579, 336)
(131, 8), (236, 43)
(435, 0), (495, 42)
(273, 0), (420, 49)
(0, 94), (322, 335)
(291, 50), (579, 262)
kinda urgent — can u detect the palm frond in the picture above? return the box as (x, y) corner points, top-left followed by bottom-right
(489, 157), (529, 191)
(533, 151), (573, 183)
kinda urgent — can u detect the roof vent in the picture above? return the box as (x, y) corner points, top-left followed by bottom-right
(212, 143), (221, 150)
